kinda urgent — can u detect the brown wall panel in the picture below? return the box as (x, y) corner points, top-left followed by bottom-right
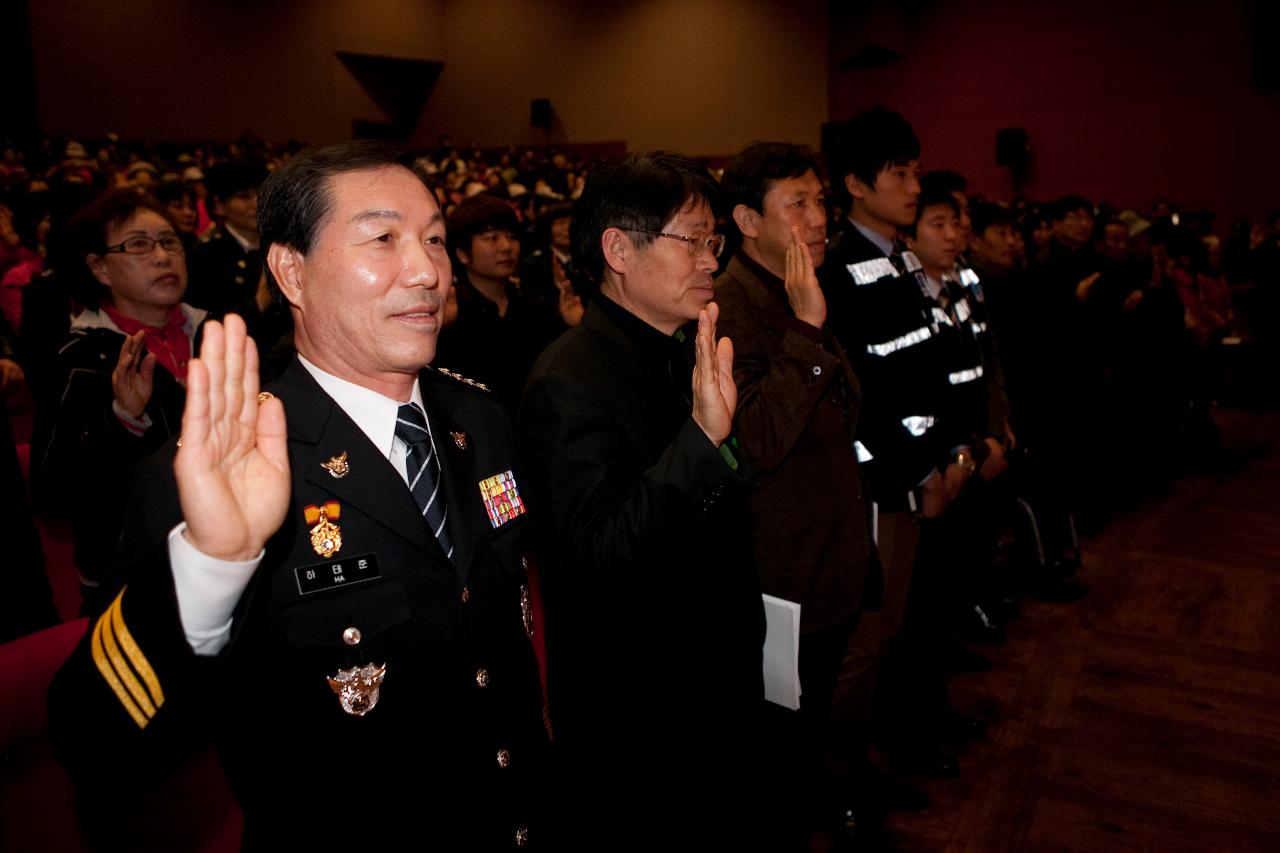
(416, 0), (828, 155)
(30, 0), (445, 143)
(28, 0), (827, 156)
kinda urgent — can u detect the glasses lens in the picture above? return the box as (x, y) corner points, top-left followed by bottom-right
(160, 235), (185, 253)
(124, 237), (154, 254)
(708, 235), (725, 258)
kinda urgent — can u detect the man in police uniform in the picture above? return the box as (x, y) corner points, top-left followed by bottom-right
(820, 107), (969, 779)
(185, 160), (268, 316)
(186, 161), (291, 365)
(50, 142), (548, 850)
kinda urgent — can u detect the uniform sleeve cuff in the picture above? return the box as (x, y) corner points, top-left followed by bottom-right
(168, 522), (264, 655)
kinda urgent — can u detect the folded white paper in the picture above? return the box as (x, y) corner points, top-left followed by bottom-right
(761, 594), (802, 710)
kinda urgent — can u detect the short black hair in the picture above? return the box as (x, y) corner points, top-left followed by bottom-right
(65, 187), (174, 307)
(720, 142), (821, 222)
(535, 201), (575, 243)
(572, 151), (718, 291)
(969, 201), (1015, 239)
(925, 169), (968, 197)
(445, 192), (521, 260)
(153, 179), (196, 209)
(204, 160), (268, 204)
(830, 106), (920, 189)
(906, 173), (961, 238)
(1048, 194), (1093, 223)
(258, 140), (414, 259)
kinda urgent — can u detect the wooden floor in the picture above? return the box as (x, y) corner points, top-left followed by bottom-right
(885, 410), (1280, 853)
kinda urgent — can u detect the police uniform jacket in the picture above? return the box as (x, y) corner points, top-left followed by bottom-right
(518, 295), (765, 844)
(49, 357), (549, 851)
(929, 269), (996, 453)
(434, 275), (565, 416)
(186, 226), (292, 360)
(185, 225), (261, 317)
(820, 226), (948, 510)
(713, 254), (880, 631)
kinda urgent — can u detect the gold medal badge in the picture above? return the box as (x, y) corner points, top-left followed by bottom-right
(321, 451), (349, 479)
(304, 501), (343, 557)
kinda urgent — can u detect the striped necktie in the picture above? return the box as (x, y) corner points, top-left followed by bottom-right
(888, 239), (910, 276)
(395, 402), (454, 561)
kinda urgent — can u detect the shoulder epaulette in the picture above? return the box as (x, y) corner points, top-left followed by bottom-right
(429, 366), (491, 392)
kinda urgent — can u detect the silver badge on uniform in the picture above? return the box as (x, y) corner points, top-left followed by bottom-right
(327, 662), (386, 717)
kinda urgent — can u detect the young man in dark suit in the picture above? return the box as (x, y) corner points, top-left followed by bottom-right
(820, 108), (972, 783)
(50, 141), (548, 850)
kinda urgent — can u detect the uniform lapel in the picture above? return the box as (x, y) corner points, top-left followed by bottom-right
(276, 359), (438, 557)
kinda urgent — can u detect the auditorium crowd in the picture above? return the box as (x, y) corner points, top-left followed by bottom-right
(2, 113), (1278, 851)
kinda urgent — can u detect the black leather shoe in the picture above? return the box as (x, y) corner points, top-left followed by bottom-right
(959, 604), (1006, 646)
(888, 742), (960, 778)
(938, 709), (988, 745)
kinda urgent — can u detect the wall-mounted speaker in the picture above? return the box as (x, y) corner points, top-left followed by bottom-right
(531, 98), (552, 130)
(996, 128), (1030, 169)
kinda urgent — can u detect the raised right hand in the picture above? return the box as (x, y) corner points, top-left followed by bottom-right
(690, 301), (736, 447)
(111, 330), (156, 419)
(556, 274), (584, 327)
(784, 227), (826, 328)
(174, 315), (290, 561)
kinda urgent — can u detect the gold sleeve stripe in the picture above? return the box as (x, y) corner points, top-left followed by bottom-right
(109, 594), (165, 708)
(90, 612), (149, 729)
(99, 599), (157, 718)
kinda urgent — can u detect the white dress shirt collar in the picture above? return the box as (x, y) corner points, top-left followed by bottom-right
(297, 355), (425, 460)
(224, 222), (259, 253)
(849, 218), (897, 258)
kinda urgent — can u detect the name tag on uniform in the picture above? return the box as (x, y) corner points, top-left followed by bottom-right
(295, 553), (381, 595)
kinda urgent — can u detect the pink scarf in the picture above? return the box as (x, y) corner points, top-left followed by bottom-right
(102, 304), (191, 383)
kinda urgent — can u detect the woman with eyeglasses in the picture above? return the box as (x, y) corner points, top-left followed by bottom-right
(31, 188), (206, 614)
